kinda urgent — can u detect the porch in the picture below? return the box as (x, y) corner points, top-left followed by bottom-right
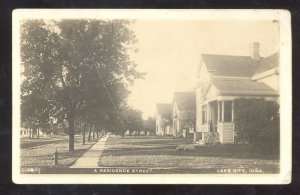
(200, 100), (235, 144)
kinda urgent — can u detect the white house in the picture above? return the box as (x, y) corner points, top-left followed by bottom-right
(156, 103), (173, 136)
(172, 92), (196, 138)
(195, 42), (279, 144)
(20, 128), (31, 138)
(20, 128), (45, 138)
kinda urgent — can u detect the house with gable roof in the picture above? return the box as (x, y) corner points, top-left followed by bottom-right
(156, 103), (173, 136)
(172, 92), (196, 138)
(195, 42), (279, 144)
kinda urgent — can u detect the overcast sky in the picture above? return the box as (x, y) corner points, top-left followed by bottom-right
(127, 20), (279, 119)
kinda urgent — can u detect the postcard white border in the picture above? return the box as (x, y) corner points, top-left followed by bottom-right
(12, 9), (292, 184)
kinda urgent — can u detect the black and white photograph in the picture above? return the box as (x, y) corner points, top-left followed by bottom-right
(12, 9), (291, 184)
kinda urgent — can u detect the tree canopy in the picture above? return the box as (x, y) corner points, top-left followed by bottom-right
(20, 19), (144, 150)
(143, 117), (156, 133)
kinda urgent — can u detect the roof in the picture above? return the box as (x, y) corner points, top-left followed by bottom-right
(201, 52), (279, 78)
(211, 79), (278, 96)
(255, 52), (279, 74)
(202, 54), (258, 77)
(173, 92), (196, 110)
(156, 103), (172, 116)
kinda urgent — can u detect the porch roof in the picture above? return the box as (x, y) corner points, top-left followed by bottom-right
(212, 79), (278, 96)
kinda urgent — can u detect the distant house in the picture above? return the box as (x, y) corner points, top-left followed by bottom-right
(156, 103), (173, 136)
(195, 42), (279, 144)
(172, 92), (196, 138)
(21, 128), (31, 138)
(20, 128), (45, 138)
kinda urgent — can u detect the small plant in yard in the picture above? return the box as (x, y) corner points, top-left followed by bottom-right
(176, 144), (196, 152)
(195, 139), (205, 146)
(203, 133), (220, 146)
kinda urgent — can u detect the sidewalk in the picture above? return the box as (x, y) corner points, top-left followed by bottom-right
(70, 135), (109, 168)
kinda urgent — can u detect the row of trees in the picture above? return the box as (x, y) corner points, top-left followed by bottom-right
(20, 19), (153, 151)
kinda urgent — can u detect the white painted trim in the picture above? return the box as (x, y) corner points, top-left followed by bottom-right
(203, 95), (278, 104)
(231, 101), (234, 122)
(221, 101), (224, 122)
(202, 84), (278, 102)
(207, 103), (210, 122)
(217, 101), (220, 122)
(252, 68), (279, 80)
(211, 75), (250, 80)
(203, 97), (219, 103)
(219, 91), (278, 96)
(217, 95), (278, 101)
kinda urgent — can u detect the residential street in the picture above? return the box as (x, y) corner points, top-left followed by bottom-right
(16, 13), (286, 183)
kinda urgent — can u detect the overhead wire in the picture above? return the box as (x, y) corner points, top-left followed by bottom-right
(76, 21), (127, 133)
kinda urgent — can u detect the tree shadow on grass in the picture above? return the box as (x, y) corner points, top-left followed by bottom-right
(59, 149), (88, 159)
(101, 144), (279, 161)
(105, 137), (192, 146)
(21, 139), (68, 149)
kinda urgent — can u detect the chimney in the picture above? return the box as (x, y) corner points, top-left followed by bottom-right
(251, 42), (260, 61)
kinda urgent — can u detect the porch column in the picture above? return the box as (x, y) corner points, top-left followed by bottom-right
(217, 101), (220, 122)
(207, 103), (209, 123)
(221, 101), (224, 122)
(231, 101), (234, 122)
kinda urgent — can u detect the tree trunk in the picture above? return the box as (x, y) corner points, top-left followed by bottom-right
(82, 123), (86, 145)
(68, 113), (75, 151)
(37, 128), (39, 139)
(88, 125), (92, 142)
(93, 129), (95, 139)
(96, 131), (99, 138)
(32, 128), (36, 138)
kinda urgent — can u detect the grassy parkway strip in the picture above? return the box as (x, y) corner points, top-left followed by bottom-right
(21, 135), (279, 174)
(20, 135), (99, 168)
(97, 136), (279, 172)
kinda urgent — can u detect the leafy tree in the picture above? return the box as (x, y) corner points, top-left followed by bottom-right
(21, 20), (58, 138)
(118, 106), (144, 136)
(234, 98), (279, 155)
(143, 117), (156, 133)
(20, 19), (143, 150)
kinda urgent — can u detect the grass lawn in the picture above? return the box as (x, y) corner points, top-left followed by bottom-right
(98, 136), (279, 171)
(21, 135), (99, 167)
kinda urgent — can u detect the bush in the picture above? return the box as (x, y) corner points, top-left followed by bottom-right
(203, 132), (220, 146)
(234, 98), (279, 155)
(176, 144), (196, 152)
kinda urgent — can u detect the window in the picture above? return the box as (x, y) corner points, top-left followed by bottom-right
(202, 105), (207, 124)
(224, 101), (232, 122)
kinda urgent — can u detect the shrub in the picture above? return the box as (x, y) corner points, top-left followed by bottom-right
(176, 144), (196, 152)
(196, 139), (205, 146)
(234, 98), (279, 155)
(203, 132), (220, 146)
